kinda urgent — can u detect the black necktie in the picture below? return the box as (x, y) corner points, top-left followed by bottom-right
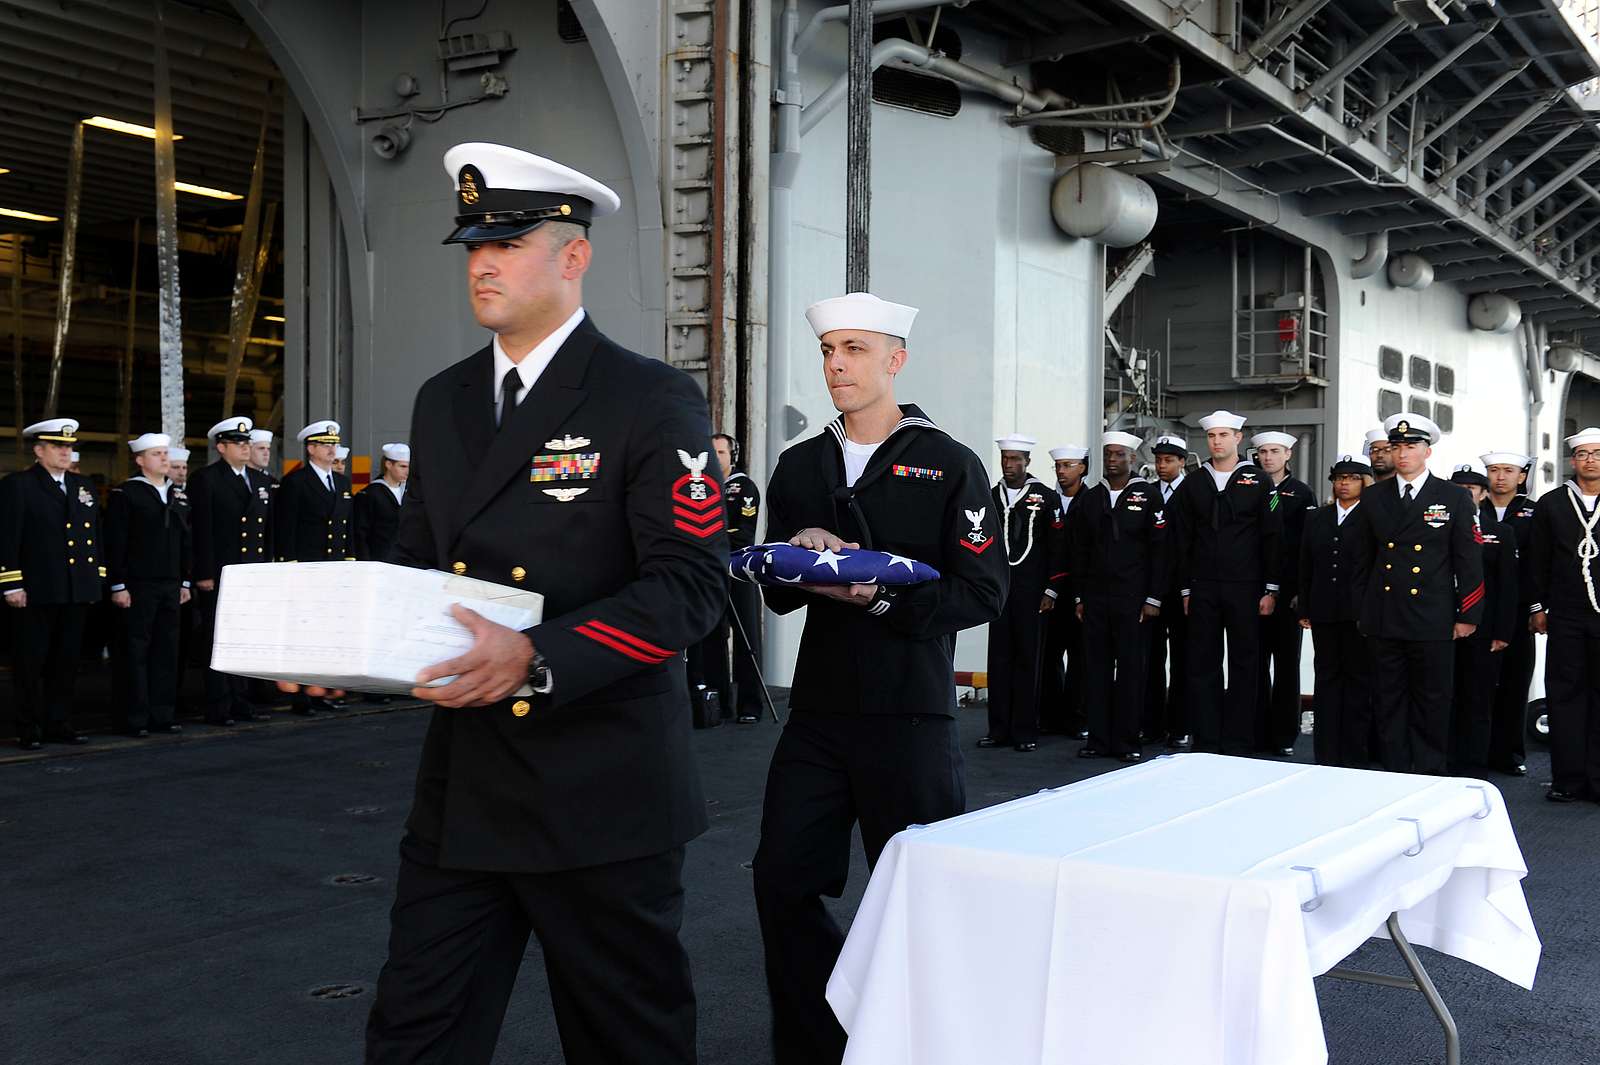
(58, 479), (67, 495)
(498, 368), (522, 429)
(1402, 482), (1414, 506)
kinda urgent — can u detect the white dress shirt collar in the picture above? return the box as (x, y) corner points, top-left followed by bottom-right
(493, 306), (587, 412)
(1397, 469), (1429, 496)
(1335, 499), (1358, 525)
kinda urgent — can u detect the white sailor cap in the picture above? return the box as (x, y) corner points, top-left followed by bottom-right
(298, 420), (341, 444)
(1250, 431), (1297, 449)
(1103, 431), (1144, 451)
(334, 445), (350, 460)
(1566, 426), (1600, 449)
(381, 442), (411, 462)
(167, 447), (191, 462)
(208, 417), (253, 443)
(1480, 450), (1532, 468)
(804, 292), (919, 341)
(23, 417), (79, 444)
(248, 429), (274, 445)
(128, 432), (170, 453)
(1198, 410), (1246, 431)
(995, 433), (1037, 453)
(441, 142), (621, 245)
(1048, 445), (1089, 462)
(1362, 428), (1388, 456)
(1384, 411), (1440, 444)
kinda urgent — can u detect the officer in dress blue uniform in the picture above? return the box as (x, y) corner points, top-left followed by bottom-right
(1299, 455), (1373, 767)
(1251, 430), (1318, 755)
(1144, 434), (1191, 747)
(105, 432), (192, 737)
(1527, 427), (1600, 803)
(686, 432), (765, 723)
(979, 433), (1066, 752)
(354, 442), (409, 562)
(283, 144), (727, 1065)
(1446, 465), (1519, 774)
(753, 292), (1007, 1065)
(1170, 410), (1284, 755)
(1348, 413), (1485, 774)
(1482, 449), (1536, 776)
(0, 418), (102, 749)
(1040, 444), (1090, 738)
(188, 416), (274, 726)
(1070, 431), (1169, 762)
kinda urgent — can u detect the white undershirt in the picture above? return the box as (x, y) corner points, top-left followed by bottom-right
(1059, 489), (1077, 512)
(1336, 500), (1358, 525)
(139, 476), (171, 504)
(842, 438), (880, 488)
(1003, 483), (1027, 507)
(1494, 505), (1508, 522)
(493, 306), (587, 420)
(1208, 465), (1233, 491)
(1107, 483), (1126, 508)
(382, 479), (406, 505)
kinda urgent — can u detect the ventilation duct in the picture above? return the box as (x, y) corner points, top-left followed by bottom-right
(1386, 252), (1434, 290)
(1351, 230), (1388, 280)
(1468, 292), (1522, 334)
(1051, 163), (1158, 247)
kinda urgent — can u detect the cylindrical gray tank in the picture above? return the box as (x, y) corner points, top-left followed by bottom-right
(1051, 163), (1158, 247)
(1468, 292), (1522, 334)
(1386, 252), (1434, 290)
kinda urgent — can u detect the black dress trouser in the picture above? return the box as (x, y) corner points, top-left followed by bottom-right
(1450, 633), (1504, 774)
(1186, 581), (1262, 754)
(753, 711), (964, 1065)
(114, 579), (182, 731)
(1372, 638), (1454, 774)
(1039, 605), (1086, 735)
(1546, 617), (1600, 797)
(1259, 609), (1305, 750)
(194, 588), (252, 721)
(986, 592), (1045, 745)
(1081, 598), (1149, 756)
(8, 602), (87, 742)
(1310, 622), (1373, 768)
(1489, 625), (1534, 767)
(1142, 597), (1187, 742)
(686, 581), (764, 718)
(365, 835), (696, 1065)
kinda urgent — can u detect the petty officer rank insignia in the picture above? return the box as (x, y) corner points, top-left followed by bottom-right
(1237, 472), (1259, 486)
(960, 506), (993, 554)
(672, 449), (724, 538)
(891, 463), (944, 481)
(530, 451), (602, 482)
(1423, 502), (1451, 528)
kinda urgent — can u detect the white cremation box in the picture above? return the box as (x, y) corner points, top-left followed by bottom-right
(210, 561), (544, 694)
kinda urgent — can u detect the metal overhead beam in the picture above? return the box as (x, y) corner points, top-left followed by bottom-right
(1356, 20), (1500, 136)
(1165, 105), (1282, 138)
(0, 34), (278, 111)
(1003, 23), (1152, 65)
(1432, 93), (1560, 188)
(1426, 246), (1505, 266)
(1553, 211), (1600, 258)
(0, 71), (276, 153)
(1209, 140), (1320, 168)
(1240, 0), (1337, 69)
(1499, 145), (1600, 226)
(1433, 258), (1527, 281)
(1522, 196), (1586, 248)
(1300, 188), (1416, 216)
(0, 110), (282, 189)
(1296, 14), (1411, 109)
(1340, 208), (1442, 235)
(1413, 61), (1531, 155)
(1386, 228), (1472, 251)
(2, 0), (279, 79)
(1477, 123), (1583, 204)
(1259, 165), (1365, 194)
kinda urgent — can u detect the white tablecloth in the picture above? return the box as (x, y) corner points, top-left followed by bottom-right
(827, 754), (1539, 1065)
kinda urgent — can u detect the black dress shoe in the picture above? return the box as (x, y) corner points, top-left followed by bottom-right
(1505, 762), (1528, 777)
(1277, 747), (1295, 757)
(126, 728), (150, 739)
(1078, 746), (1104, 759)
(46, 732), (88, 746)
(1076, 729), (1090, 741)
(1168, 734), (1193, 749)
(155, 724), (183, 734)
(17, 738), (42, 751)
(207, 717), (236, 727)
(1014, 742), (1038, 752)
(1547, 788), (1583, 804)
(737, 714), (759, 724)
(246, 712), (272, 722)
(977, 736), (1000, 748)
(1119, 751), (1144, 764)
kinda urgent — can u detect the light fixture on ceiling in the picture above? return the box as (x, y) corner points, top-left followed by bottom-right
(0, 207), (60, 222)
(0, 167), (10, 175)
(83, 116), (184, 140)
(263, 314), (286, 322)
(175, 180), (242, 200)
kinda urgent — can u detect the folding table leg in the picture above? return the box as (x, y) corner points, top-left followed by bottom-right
(1322, 911), (1460, 1065)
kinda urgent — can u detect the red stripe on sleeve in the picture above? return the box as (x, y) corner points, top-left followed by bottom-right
(582, 619), (675, 659)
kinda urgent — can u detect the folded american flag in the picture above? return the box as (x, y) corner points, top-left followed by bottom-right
(729, 543), (941, 587)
